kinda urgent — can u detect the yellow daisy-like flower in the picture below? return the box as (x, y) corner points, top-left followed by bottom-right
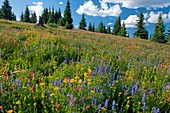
(127, 96), (131, 99)
(75, 75), (79, 80)
(28, 104), (30, 106)
(88, 68), (92, 73)
(101, 107), (106, 111)
(81, 68), (84, 71)
(7, 110), (13, 113)
(91, 90), (95, 93)
(16, 100), (21, 105)
(87, 79), (91, 82)
(53, 87), (58, 91)
(33, 103), (37, 107)
(116, 80), (119, 83)
(84, 72), (87, 78)
(70, 79), (75, 83)
(63, 78), (68, 83)
(78, 79), (82, 84)
(87, 82), (91, 85)
(138, 102), (141, 105)
(50, 93), (55, 96)
(40, 83), (45, 86)
(42, 94), (45, 98)
(118, 92), (122, 95)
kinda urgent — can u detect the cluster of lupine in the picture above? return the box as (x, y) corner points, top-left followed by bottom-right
(0, 20), (170, 112)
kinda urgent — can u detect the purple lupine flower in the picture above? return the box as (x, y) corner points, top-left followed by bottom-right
(27, 81), (30, 86)
(103, 84), (107, 88)
(132, 86), (135, 96)
(105, 66), (108, 73)
(99, 66), (104, 74)
(47, 90), (50, 96)
(153, 107), (160, 113)
(82, 97), (84, 103)
(135, 83), (138, 93)
(98, 104), (101, 112)
(142, 102), (146, 111)
(58, 87), (61, 92)
(109, 66), (112, 73)
(112, 100), (116, 111)
(52, 80), (55, 86)
(94, 99), (97, 105)
(92, 96), (95, 105)
(82, 83), (85, 90)
(104, 99), (109, 109)
(95, 67), (99, 75)
(150, 89), (153, 94)
(108, 74), (110, 83)
(142, 91), (146, 103)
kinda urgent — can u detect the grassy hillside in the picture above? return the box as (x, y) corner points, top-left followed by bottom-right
(0, 19), (170, 112)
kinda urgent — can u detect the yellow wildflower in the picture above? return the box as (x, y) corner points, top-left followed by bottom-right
(33, 103), (37, 107)
(28, 104), (30, 106)
(81, 68), (84, 71)
(50, 93), (55, 96)
(127, 96), (131, 99)
(87, 79), (91, 82)
(84, 72), (87, 78)
(53, 87), (58, 91)
(138, 102), (141, 105)
(118, 92), (122, 95)
(56, 77), (59, 80)
(70, 79), (75, 83)
(101, 107), (106, 111)
(75, 75), (79, 80)
(7, 110), (13, 113)
(63, 78), (68, 83)
(87, 82), (91, 85)
(16, 100), (21, 105)
(40, 83), (45, 86)
(116, 80), (119, 83)
(78, 80), (82, 84)
(88, 68), (92, 73)
(42, 94), (45, 98)
(91, 90), (95, 93)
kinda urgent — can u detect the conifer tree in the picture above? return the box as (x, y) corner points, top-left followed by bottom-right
(1, 0), (13, 20)
(152, 13), (167, 43)
(88, 22), (92, 31)
(97, 22), (104, 33)
(103, 25), (107, 33)
(58, 8), (62, 19)
(30, 12), (37, 23)
(134, 10), (148, 39)
(167, 27), (170, 41)
(42, 8), (49, 24)
(58, 18), (65, 26)
(64, 0), (73, 29)
(107, 25), (111, 34)
(79, 14), (86, 30)
(23, 5), (30, 22)
(118, 22), (127, 37)
(11, 13), (16, 21)
(113, 16), (121, 35)
(47, 7), (55, 24)
(0, 8), (2, 18)
(20, 12), (24, 21)
(92, 23), (95, 32)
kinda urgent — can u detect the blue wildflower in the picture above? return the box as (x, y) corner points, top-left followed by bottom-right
(112, 100), (116, 111)
(104, 99), (109, 109)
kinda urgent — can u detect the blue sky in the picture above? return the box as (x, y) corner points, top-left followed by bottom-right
(0, 0), (170, 38)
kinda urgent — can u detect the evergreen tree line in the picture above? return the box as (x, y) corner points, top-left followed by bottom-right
(0, 0), (16, 20)
(0, 0), (170, 43)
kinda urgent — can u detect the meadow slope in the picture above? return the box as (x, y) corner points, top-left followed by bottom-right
(0, 19), (170, 113)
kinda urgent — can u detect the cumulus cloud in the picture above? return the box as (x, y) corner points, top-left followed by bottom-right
(76, 0), (122, 17)
(148, 11), (170, 23)
(28, 2), (43, 21)
(108, 22), (113, 25)
(101, 0), (170, 9)
(59, 2), (63, 5)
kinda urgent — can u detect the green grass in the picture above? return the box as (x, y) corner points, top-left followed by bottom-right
(0, 19), (170, 113)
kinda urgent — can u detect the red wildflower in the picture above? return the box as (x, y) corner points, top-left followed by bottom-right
(86, 105), (90, 110)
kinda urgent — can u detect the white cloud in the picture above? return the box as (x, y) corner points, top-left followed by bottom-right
(76, 1), (122, 17)
(28, 2), (43, 22)
(108, 22), (113, 25)
(102, 0), (170, 9)
(59, 2), (63, 5)
(148, 11), (170, 23)
(121, 15), (138, 28)
(16, 17), (20, 21)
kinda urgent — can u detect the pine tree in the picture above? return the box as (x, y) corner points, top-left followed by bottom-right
(103, 25), (107, 33)
(97, 22), (104, 33)
(64, 0), (73, 29)
(58, 18), (65, 26)
(79, 14), (86, 30)
(113, 16), (121, 35)
(47, 7), (55, 24)
(11, 13), (16, 21)
(134, 10), (148, 39)
(88, 22), (92, 31)
(152, 13), (167, 43)
(42, 8), (49, 24)
(58, 8), (62, 19)
(118, 22), (127, 37)
(107, 25), (111, 34)
(1, 0), (13, 20)
(20, 12), (24, 21)
(30, 12), (37, 23)
(0, 8), (2, 19)
(23, 5), (30, 22)
(167, 27), (170, 41)
(92, 23), (95, 32)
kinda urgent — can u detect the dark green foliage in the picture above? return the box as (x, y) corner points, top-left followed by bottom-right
(20, 12), (24, 22)
(113, 16), (121, 35)
(0, 8), (2, 18)
(47, 23), (58, 28)
(79, 14), (86, 30)
(30, 12), (37, 23)
(11, 13), (16, 21)
(134, 10), (148, 39)
(92, 23), (95, 32)
(167, 27), (170, 41)
(47, 7), (55, 24)
(118, 22), (127, 37)
(103, 25), (107, 33)
(1, 0), (13, 20)
(88, 22), (92, 31)
(64, 0), (73, 29)
(57, 8), (62, 19)
(107, 25), (111, 34)
(23, 5), (30, 22)
(42, 8), (49, 24)
(97, 22), (104, 33)
(58, 18), (65, 26)
(152, 13), (167, 43)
